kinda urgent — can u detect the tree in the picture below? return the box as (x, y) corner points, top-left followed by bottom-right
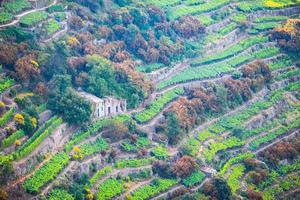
(0, 189), (8, 200)
(14, 113), (25, 125)
(0, 43), (18, 67)
(47, 75), (92, 124)
(172, 156), (196, 178)
(102, 121), (129, 142)
(271, 19), (300, 55)
(165, 112), (181, 145)
(152, 160), (175, 178)
(0, 101), (5, 115)
(247, 189), (263, 200)
(203, 177), (232, 200)
(14, 54), (40, 81)
(172, 16), (205, 38)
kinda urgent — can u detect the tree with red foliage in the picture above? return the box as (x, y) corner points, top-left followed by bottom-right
(203, 177), (231, 200)
(172, 156), (196, 178)
(247, 170), (268, 185)
(271, 19), (300, 54)
(172, 16), (205, 38)
(14, 54), (40, 81)
(0, 43), (18, 67)
(247, 189), (263, 200)
(259, 140), (298, 166)
(69, 16), (84, 30)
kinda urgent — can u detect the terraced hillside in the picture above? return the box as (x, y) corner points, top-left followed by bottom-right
(0, 0), (300, 199)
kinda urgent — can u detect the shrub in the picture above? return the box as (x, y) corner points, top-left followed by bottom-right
(47, 4), (64, 13)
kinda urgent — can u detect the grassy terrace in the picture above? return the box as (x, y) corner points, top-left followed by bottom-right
(192, 35), (268, 66)
(238, 0), (300, 12)
(133, 87), (184, 123)
(168, 0), (231, 20)
(156, 45), (280, 90)
(20, 11), (48, 27)
(184, 80), (300, 164)
(142, 0), (181, 7)
(0, 78), (15, 94)
(3, 0), (31, 13)
(23, 152), (69, 193)
(0, 12), (13, 24)
(44, 19), (60, 35)
(22, 115), (131, 193)
(129, 178), (178, 200)
(97, 178), (125, 200)
(136, 63), (166, 73)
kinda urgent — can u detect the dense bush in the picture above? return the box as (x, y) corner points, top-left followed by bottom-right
(47, 75), (92, 124)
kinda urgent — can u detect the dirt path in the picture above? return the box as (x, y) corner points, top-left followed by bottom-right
(0, 0), (58, 28)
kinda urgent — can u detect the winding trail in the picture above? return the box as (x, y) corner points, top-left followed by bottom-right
(0, 0), (58, 28)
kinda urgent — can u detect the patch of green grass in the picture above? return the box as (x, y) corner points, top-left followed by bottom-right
(20, 11), (48, 27)
(134, 87), (184, 123)
(3, 0), (31, 13)
(0, 12), (13, 24)
(44, 19), (60, 35)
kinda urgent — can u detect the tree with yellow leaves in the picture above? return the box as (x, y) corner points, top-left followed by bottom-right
(15, 139), (21, 146)
(67, 36), (80, 47)
(14, 113), (25, 125)
(72, 146), (83, 160)
(30, 117), (37, 128)
(0, 101), (5, 115)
